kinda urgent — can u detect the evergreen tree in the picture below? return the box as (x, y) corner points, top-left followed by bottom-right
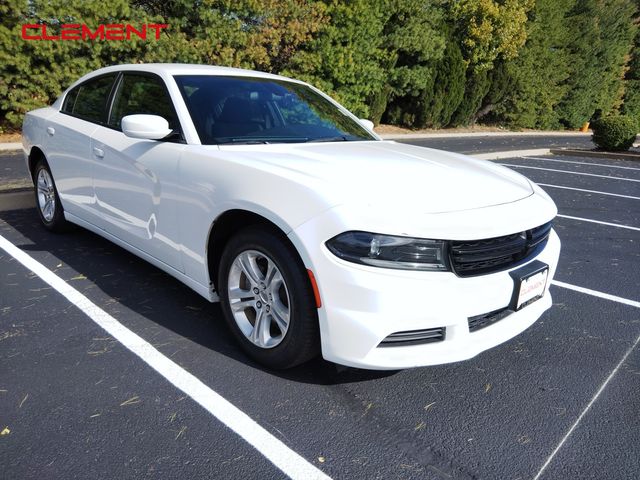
(384, 35), (465, 128)
(138, 0), (326, 73)
(495, 0), (574, 129)
(448, 0), (534, 126)
(284, 0), (445, 121)
(621, 0), (640, 121)
(422, 38), (466, 128)
(557, 0), (637, 128)
(0, 0), (155, 128)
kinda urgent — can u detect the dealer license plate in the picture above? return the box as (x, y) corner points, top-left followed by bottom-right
(511, 261), (549, 310)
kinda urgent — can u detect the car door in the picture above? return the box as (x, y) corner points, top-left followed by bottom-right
(45, 74), (117, 224)
(90, 72), (185, 271)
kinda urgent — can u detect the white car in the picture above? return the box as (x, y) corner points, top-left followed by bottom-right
(22, 64), (560, 370)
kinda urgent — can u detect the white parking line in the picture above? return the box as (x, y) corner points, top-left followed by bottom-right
(524, 157), (640, 172)
(500, 163), (640, 182)
(556, 214), (640, 232)
(535, 281), (640, 477)
(551, 280), (640, 308)
(0, 234), (331, 480)
(537, 183), (640, 200)
(533, 332), (640, 480)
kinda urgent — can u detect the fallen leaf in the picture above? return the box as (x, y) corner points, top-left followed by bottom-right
(120, 396), (141, 406)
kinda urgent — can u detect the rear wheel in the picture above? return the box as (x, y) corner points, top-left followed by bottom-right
(34, 159), (71, 232)
(218, 226), (320, 369)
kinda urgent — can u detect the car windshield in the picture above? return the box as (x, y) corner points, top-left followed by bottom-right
(174, 75), (376, 145)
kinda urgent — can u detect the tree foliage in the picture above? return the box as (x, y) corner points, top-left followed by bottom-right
(621, 0), (640, 121)
(495, 0), (573, 129)
(449, 0), (534, 72)
(0, 0), (156, 127)
(143, 0), (326, 72)
(0, 0), (638, 131)
(556, 0), (637, 128)
(384, 34), (465, 129)
(283, 0), (445, 120)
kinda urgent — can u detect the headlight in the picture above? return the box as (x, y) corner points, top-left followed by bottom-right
(326, 231), (449, 271)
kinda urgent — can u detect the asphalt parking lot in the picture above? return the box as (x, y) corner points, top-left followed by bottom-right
(1, 137), (639, 479)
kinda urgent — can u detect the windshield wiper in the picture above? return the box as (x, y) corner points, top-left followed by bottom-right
(306, 135), (349, 143)
(217, 138), (270, 145)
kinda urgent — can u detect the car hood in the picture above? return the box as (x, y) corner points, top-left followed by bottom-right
(216, 141), (533, 214)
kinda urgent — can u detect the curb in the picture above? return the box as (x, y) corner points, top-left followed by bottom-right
(0, 188), (34, 212)
(472, 148), (550, 160)
(550, 148), (640, 162)
(0, 142), (22, 151)
(0, 186), (33, 194)
(380, 131), (591, 140)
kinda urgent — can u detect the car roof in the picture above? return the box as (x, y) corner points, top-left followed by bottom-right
(52, 63), (311, 111)
(83, 63), (299, 83)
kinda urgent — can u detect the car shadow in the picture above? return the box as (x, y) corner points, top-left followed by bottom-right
(0, 206), (399, 385)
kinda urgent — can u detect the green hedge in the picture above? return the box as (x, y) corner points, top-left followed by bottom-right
(591, 116), (639, 151)
(1, 0), (638, 132)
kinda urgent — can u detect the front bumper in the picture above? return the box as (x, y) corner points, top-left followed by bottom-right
(291, 210), (561, 370)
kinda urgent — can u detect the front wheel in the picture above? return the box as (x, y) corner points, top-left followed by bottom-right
(33, 159), (71, 232)
(218, 226), (320, 369)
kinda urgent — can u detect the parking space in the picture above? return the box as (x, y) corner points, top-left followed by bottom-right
(1, 144), (639, 479)
(1, 253), (281, 479)
(395, 134), (593, 154)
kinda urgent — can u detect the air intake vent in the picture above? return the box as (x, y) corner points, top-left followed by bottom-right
(450, 222), (553, 277)
(379, 327), (446, 347)
(468, 307), (512, 332)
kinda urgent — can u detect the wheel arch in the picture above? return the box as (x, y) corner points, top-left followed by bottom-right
(27, 146), (47, 180)
(206, 209), (303, 292)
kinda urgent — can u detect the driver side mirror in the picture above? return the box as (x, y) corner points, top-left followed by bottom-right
(359, 119), (375, 131)
(122, 114), (173, 140)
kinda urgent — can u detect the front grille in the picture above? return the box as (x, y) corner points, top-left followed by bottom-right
(450, 222), (552, 277)
(379, 327), (446, 347)
(468, 307), (512, 332)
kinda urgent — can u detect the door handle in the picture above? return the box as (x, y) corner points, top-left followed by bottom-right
(93, 147), (105, 158)
(46, 127), (55, 136)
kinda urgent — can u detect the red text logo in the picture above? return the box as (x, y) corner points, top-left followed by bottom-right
(21, 24), (169, 41)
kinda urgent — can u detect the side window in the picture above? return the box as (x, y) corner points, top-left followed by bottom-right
(108, 74), (180, 132)
(61, 75), (116, 124)
(61, 89), (78, 113)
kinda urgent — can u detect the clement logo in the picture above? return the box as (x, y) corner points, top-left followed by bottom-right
(21, 23), (168, 41)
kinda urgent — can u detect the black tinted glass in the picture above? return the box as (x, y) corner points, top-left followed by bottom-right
(174, 75), (376, 145)
(61, 88), (78, 113)
(64, 75), (116, 123)
(109, 74), (179, 131)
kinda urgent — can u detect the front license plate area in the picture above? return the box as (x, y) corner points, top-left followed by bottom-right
(509, 260), (549, 311)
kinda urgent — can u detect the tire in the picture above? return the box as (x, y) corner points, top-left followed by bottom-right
(33, 159), (71, 232)
(218, 225), (320, 369)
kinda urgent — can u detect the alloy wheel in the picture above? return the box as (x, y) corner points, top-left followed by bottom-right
(227, 250), (291, 349)
(37, 168), (56, 222)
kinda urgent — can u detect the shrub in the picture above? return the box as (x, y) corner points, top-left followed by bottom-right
(591, 116), (639, 151)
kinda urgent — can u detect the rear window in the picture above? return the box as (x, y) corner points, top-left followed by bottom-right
(61, 74), (116, 124)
